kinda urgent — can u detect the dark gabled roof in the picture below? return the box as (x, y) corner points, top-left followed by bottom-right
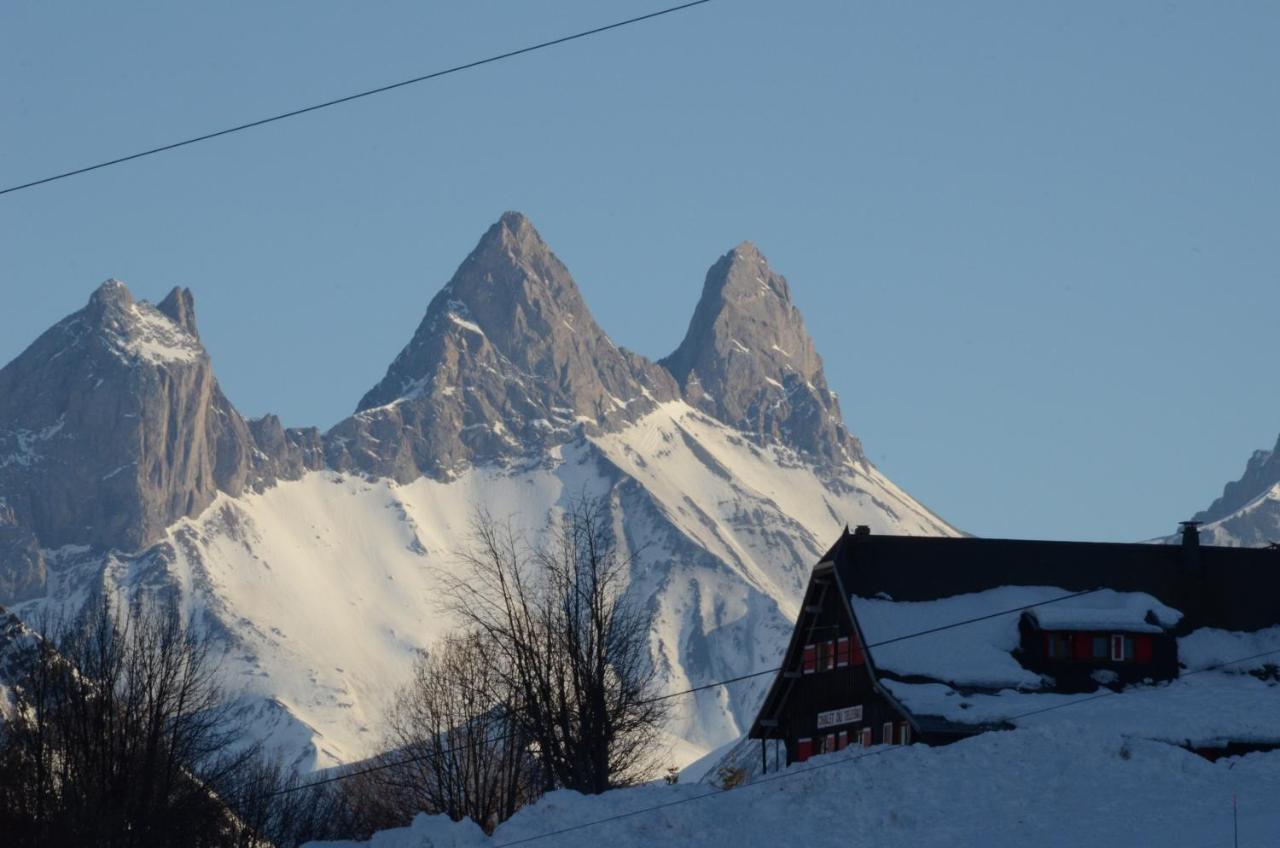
(749, 528), (1280, 741)
(827, 529), (1280, 632)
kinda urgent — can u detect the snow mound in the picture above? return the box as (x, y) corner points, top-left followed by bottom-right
(306, 726), (1280, 848)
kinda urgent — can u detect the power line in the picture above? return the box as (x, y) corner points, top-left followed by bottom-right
(491, 647), (1280, 847)
(265, 586), (1109, 797)
(640, 587), (1111, 703)
(0, 0), (713, 198)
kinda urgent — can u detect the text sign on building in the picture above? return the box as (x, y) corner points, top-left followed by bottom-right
(816, 705), (863, 729)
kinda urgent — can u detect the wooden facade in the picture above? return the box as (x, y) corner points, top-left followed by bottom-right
(750, 522), (1280, 764)
(1016, 612), (1179, 691)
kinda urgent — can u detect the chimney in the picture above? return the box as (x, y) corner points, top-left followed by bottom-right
(1179, 521), (1201, 549)
(853, 525), (871, 537)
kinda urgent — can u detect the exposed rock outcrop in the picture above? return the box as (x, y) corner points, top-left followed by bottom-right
(0, 281), (319, 600)
(1195, 433), (1280, 525)
(661, 243), (864, 466)
(329, 212), (678, 480)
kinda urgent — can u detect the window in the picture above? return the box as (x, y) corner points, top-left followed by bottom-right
(1044, 632), (1072, 660)
(837, 731), (848, 751)
(861, 727), (873, 747)
(797, 738), (813, 763)
(817, 640), (835, 672)
(825, 733), (835, 753)
(836, 636), (850, 667)
(802, 644), (816, 674)
(1092, 636), (1108, 659)
(898, 722), (911, 746)
(1110, 634), (1133, 662)
(882, 722), (894, 745)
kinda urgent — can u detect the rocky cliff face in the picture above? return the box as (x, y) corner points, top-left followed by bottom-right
(328, 212), (678, 481)
(661, 243), (864, 467)
(1189, 433), (1280, 546)
(0, 281), (319, 599)
(1194, 434), (1280, 525)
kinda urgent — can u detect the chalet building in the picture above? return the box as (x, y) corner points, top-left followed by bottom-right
(750, 523), (1280, 767)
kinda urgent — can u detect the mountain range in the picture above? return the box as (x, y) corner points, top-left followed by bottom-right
(3, 212), (1274, 770)
(0, 213), (957, 770)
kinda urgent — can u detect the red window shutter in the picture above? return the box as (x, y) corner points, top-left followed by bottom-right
(1042, 632), (1051, 658)
(797, 738), (812, 763)
(803, 644), (816, 674)
(1073, 633), (1092, 660)
(861, 727), (873, 747)
(851, 634), (865, 666)
(836, 637), (850, 667)
(1135, 635), (1153, 662)
(837, 731), (848, 751)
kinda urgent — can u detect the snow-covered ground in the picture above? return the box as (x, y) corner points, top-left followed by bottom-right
(15, 400), (956, 772)
(306, 725), (1280, 848)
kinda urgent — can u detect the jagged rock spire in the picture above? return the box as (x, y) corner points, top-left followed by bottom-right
(335, 212), (677, 480)
(662, 243), (864, 466)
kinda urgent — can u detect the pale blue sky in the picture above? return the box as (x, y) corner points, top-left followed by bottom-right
(2, 1), (1277, 542)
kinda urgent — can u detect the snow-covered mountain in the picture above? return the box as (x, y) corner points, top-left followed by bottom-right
(1185, 434), (1280, 546)
(0, 212), (957, 772)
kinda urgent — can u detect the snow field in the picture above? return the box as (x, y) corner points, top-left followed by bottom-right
(307, 725), (1280, 848)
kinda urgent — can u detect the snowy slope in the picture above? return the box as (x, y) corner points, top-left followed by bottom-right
(306, 726), (1280, 848)
(3, 214), (959, 774)
(1196, 483), (1280, 547)
(14, 401), (954, 772)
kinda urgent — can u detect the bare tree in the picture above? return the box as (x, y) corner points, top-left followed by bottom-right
(444, 496), (667, 795)
(0, 597), (262, 846)
(345, 634), (537, 833)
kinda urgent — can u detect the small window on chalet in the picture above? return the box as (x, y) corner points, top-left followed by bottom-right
(898, 722), (911, 746)
(1111, 635), (1135, 662)
(837, 730), (849, 751)
(882, 722), (894, 745)
(1044, 633), (1072, 659)
(861, 727), (873, 747)
(824, 733), (835, 753)
(836, 636), (850, 667)
(817, 640), (835, 672)
(1092, 636), (1108, 659)
(802, 644), (816, 674)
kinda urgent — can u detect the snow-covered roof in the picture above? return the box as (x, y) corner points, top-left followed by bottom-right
(883, 661), (1280, 748)
(850, 586), (1182, 689)
(856, 588), (1280, 747)
(1028, 601), (1180, 634)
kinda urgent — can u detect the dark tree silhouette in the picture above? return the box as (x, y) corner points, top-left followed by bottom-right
(444, 496), (667, 795)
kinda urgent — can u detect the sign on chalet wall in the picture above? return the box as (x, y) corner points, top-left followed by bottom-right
(817, 705), (863, 729)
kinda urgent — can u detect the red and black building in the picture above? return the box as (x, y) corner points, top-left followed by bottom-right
(750, 522), (1280, 767)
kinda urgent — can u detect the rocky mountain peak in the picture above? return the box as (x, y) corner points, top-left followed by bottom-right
(661, 244), (863, 466)
(336, 213), (677, 481)
(0, 281), (271, 587)
(157, 287), (201, 340)
(88, 277), (133, 309)
(1194, 432), (1280, 526)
